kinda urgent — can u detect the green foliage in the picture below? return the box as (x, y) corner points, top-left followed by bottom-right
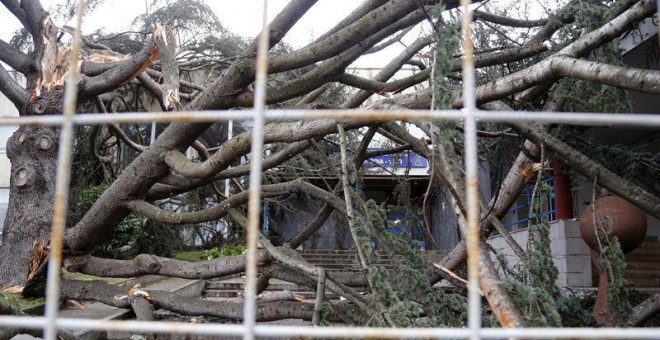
(501, 176), (563, 327)
(0, 291), (21, 315)
(319, 301), (335, 326)
(431, 18), (460, 110)
(204, 244), (247, 260)
(553, 1), (634, 113)
(526, 183), (559, 296)
(356, 200), (466, 327)
(600, 236), (633, 326)
(550, 127), (660, 198)
(133, 220), (183, 258)
(70, 184), (142, 259)
(556, 293), (597, 327)
(138, 0), (222, 32)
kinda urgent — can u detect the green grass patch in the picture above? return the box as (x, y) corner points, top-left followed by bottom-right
(173, 250), (207, 262)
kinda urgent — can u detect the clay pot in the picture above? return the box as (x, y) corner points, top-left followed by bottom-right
(580, 194), (647, 254)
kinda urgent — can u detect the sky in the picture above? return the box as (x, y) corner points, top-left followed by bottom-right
(0, 1), (556, 72)
(0, 0), (427, 70)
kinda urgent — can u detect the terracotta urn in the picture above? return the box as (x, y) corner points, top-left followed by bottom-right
(580, 193), (647, 325)
(580, 194), (647, 254)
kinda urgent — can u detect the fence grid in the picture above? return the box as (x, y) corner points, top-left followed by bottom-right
(0, 0), (658, 339)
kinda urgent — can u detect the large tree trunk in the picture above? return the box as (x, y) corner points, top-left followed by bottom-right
(0, 0), (158, 287)
(0, 126), (59, 287)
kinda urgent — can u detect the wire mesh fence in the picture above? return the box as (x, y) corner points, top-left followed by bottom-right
(0, 0), (659, 339)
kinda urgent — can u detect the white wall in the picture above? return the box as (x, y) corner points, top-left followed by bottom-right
(487, 220), (593, 288)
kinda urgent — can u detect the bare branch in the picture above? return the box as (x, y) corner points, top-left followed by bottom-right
(129, 180), (347, 224)
(64, 252), (268, 279)
(164, 120), (364, 179)
(343, 34), (434, 108)
(365, 26), (414, 54)
(510, 121), (660, 220)
(0, 66), (28, 109)
(60, 278), (352, 322)
(148, 139), (313, 199)
(474, 10), (548, 27)
(80, 39), (158, 97)
(136, 72), (167, 111)
(268, 0), (424, 74)
(630, 293), (660, 326)
(0, 39), (30, 73)
(1, 0), (38, 34)
(550, 56), (660, 94)
(153, 24), (180, 111)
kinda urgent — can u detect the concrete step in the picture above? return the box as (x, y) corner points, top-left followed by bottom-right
(625, 255), (660, 262)
(626, 277), (660, 287)
(625, 262), (660, 270)
(626, 247), (660, 256)
(624, 269), (660, 278)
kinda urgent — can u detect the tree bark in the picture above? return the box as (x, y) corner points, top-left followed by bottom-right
(629, 293), (660, 327)
(0, 127), (58, 287)
(60, 278), (357, 322)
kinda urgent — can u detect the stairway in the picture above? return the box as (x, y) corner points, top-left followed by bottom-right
(624, 241), (660, 288)
(297, 249), (449, 271)
(203, 250), (449, 299)
(202, 278), (345, 300)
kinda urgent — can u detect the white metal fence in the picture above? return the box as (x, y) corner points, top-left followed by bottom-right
(1, 0), (659, 339)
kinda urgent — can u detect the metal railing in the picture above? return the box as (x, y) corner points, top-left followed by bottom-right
(0, 0), (659, 339)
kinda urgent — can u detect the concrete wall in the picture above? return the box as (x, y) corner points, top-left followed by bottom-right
(487, 219), (592, 288)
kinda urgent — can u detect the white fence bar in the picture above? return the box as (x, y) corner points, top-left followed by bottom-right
(43, 1), (84, 339)
(459, 1), (481, 339)
(243, 1), (270, 340)
(4, 316), (660, 339)
(0, 109), (658, 126)
(0, 2), (659, 340)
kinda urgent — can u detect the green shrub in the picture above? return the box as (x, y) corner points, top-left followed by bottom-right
(204, 244), (247, 260)
(70, 184), (142, 258)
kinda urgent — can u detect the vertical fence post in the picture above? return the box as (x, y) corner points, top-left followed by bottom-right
(43, 0), (85, 339)
(459, 1), (481, 339)
(243, 1), (270, 340)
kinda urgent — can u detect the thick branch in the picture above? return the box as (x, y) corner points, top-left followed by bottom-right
(153, 24), (180, 110)
(0, 39), (30, 73)
(65, 0), (317, 252)
(164, 120), (364, 179)
(474, 10), (547, 27)
(268, 0), (423, 74)
(550, 56), (660, 94)
(0, 66), (28, 109)
(511, 122), (660, 220)
(129, 180), (347, 224)
(80, 40), (158, 97)
(234, 7), (434, 107)
(60, 278), (351, 322)
(630, 293), (660, 326)
(9, 0), (43, 34)
(148, 140), (313, 199)
(338, 44), (548, 95)
(65, 252), (268, 279)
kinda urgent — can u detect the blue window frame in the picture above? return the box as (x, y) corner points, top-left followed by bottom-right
(503, 177), (557, 229)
